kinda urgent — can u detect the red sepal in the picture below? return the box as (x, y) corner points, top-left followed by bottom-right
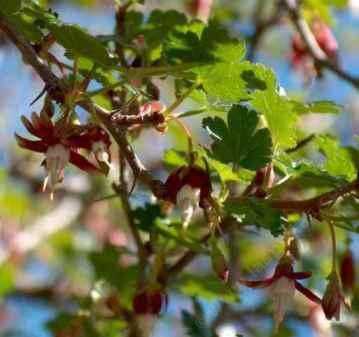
(295, 281), (321, 304)
(15, 134), (47, 153)
(69, 150), (102, 174)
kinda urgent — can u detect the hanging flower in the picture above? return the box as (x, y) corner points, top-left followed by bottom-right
(15, 110), (110, 197)
(322, 272), (345, 320)
(163, 165), (212, 227)
(132, 289), (168, 337)
(340, 249), (356, 294)
(238, 256), (321, 332)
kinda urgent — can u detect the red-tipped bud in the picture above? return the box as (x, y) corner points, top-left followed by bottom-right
(132, 290), (168, 315)
(340, 249), (356, 294)
(322, 272), (342, 320)
(187, 0), (213, 22)
(211, 243), (229, 283)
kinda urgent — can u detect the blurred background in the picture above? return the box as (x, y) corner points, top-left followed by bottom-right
(0, 1), (358, 337)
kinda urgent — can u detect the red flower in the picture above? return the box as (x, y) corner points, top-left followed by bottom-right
(163, 165), (212, 227)
(322, 272), (345, 320)
(340, 249), (356, 294)
(132, 290), (168, 315)
(239, 256), (321, 331)
(15, 110), (111, 196)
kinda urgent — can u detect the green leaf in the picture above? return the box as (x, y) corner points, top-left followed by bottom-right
(164, 23), (245, 65)
(142, 9), (187, 48)
(124, 11), (144, 42)
(323, 0), (349, 8)
(88, 245), (138, 307)
(177, 274), (238, 303)
(225, 198), (284, 236)
(0, 263), (15, 297)
(251, 67), (298, 149)
(163, 149), (188, 169)
(46, 312), (74, 335)
(203, 104), (272, 170)
(49, 24), (115, 67)
(316, 136), (356, 181)
(134, 203), (164, 232)
(0, 0), (22, 15)
(291, 100), (341, 114)
(181, 310), (212, 337)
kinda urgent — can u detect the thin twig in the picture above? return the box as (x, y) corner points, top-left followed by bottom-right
(286, 133), (315, 153)
(0, 12), (164, 199)
(283, 0), (359, 89)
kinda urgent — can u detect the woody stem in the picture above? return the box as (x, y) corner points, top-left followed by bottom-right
(328, 221), (337, 272)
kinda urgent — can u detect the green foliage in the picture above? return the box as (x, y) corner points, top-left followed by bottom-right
(177, 274), (238, 303)
(49, 24), (115, 67)
(0, 263), (15, 297)
(181, 309), (212, 337)
(88, 245), (138, 307)
(225, 198), (285, 237)
(251, 68), (298, 149)
(2, 2), (359, 337)
(0, 0), (22, 15)
(203, 104), (272, 170)
(316, 136), (357, 181)
(291, 100), (342, 114)
(134, 203), (164, 232)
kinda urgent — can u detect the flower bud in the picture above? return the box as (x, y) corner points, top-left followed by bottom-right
(211, 243), (229, 283)
(132, 290), (168, 315)
(340, 249), (355, 294)
(322, 272), (342, 320)
(187, 0), (213, 22)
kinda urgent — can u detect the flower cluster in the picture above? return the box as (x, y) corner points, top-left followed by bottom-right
(15, 109), (111, 198)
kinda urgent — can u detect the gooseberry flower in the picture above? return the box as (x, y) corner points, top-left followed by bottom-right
(15, 111), (110, 197)
(322, 272), (344, 320)
(132, 289), (168, 337)
(238, 256), (321, 332)
(163, 165), (212, 227)
(340, 249), (356, 294)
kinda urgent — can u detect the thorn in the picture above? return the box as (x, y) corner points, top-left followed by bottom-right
(129, 174), (138, 196)
(30, 86), (48, 106)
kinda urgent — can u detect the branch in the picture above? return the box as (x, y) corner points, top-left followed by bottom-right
(268, 178), (359, 214)
(285, 133), (315, 153)
(0, 12), (164, 198)
(283, 0), (359, 89)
